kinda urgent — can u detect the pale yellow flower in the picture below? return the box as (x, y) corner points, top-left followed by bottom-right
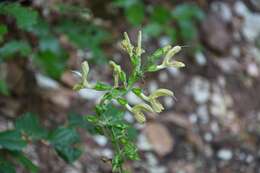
(73, 61), (92, 91)
(121, 32), (134, 57)
(156, 46), (185, 70)
(140, 89), (174, 113)
(135, 31), (145, 57)
(126, 103), (154, 123)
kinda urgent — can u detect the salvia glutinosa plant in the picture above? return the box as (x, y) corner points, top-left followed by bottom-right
(73, 31), (185, 172)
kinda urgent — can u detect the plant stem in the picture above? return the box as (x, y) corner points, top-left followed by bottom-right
(111, 127), (124, 173)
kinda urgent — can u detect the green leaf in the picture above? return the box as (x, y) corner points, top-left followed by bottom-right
(116, 98), (128, 106)
(179, 20), (198, 41)
(125, 3), (144, 26)
(0, 160), (16, 173)
(54, 145), (82, 163)
(68, 113), (97, 134)
(151, 5), (171, 24)
(0, 24), (7, 42)
(49, 127), (79, 146)
(103, 104), (124, 124)
(11, 151), (38, 173)
(143, 23), (163, 37)
(0, 3), (38, 31)
(123, 143), (139, 160)
(0, 79), (9, 96)
(131, 87), (142, 96)
(0, 40), (31, 59)
(35, 51), (67, 79)
(0, 130), (27, 151)
(48, 127), (82, 163)
(94, 82), (112, 91)
(172, 4), (204, 21)
(55, 19), (109, 64)
(15, 112), (47, 141)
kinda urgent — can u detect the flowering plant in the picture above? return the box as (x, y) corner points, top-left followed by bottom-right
(74, 31), (184, 172)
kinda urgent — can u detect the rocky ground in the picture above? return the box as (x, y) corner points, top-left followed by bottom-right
(1, 0), (260, 173)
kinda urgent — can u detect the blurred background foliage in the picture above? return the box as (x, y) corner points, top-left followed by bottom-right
(0, 0), (204, 93)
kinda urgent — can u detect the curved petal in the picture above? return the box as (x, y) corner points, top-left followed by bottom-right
(132, 103), (154, 113)
(150, 89), (174, 99)
(150, 99), (164, 113)
(133, 112), (146, 123)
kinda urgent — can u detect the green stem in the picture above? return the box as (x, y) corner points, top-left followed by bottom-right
(111, 127), (124, 173)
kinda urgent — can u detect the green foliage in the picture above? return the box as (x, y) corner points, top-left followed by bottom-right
(0, 2), (109, 82)
(0, 130), (27, 151)
(55, 18), (109, 64)
(116, 1), (204, 46)
(0, 113), (83, 172)
(35, 51), (67, 79)
(0, 24), (7, 42)
(48, 127), (82, 163)
(15, 112), (47, 141)
(172, 4), (205, 41)
(151, 5), (171, 24)
(0, 158), (16, 173)
(0, 79), (9, 96)
(10, 152), (38, 173)
(0, 40), (31, 60)
(0, 3), (38, 31)
(125, 3), (145, 26)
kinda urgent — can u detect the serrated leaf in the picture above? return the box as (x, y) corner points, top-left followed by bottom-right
(49, 127), (79, 146)
(68, 113), (97, 134)
(103, 104), (124, 124)
(15, 112), (47, 141)
(54, 145), (82, 163)
(0, 3), (38, 31)
(48, 127), (82, 163)
(0, 130), (27, 151)
(0, 40), (31, 59)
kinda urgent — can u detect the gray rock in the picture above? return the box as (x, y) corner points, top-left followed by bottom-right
(188, 76), (210, 104)
(211, 2), (232, 22)
(217, 149), (233, 161)
(201, 13), (231, 53)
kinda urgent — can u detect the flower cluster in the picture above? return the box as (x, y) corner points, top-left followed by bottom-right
(73, 31), (185, 124)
